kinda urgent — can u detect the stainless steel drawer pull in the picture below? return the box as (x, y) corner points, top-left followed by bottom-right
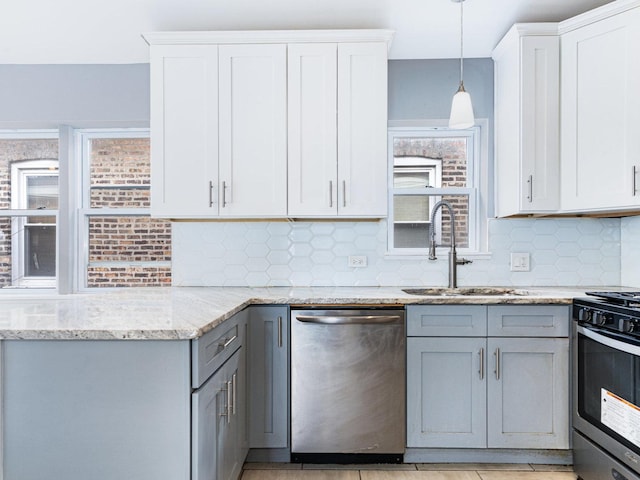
(277, 316), (283, 348)
(219, 335), (237, 349)
(209, 180), (214, 207)
(296, 314), (401, 325)
(527, 175), (533, 202)
(494, 348), (501, 380)
(479, 348), (484, 380)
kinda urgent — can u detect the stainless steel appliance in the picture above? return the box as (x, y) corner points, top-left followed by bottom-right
(573, 292), (640, 480)
(290, 307), (405, 463)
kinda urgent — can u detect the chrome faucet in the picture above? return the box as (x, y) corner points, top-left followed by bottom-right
(428, 200), (472, 288)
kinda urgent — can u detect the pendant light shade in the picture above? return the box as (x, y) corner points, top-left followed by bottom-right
(449, 0), (475, 129)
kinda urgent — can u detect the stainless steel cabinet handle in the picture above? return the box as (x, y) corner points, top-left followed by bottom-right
(220, 383), (229, 419)
(329, 181), (333, 208)
(209, 180), (215, 207)
(219, 335), (237, 349)
(494, 348), (501, 380)
(479, 348), (484, 380)
(295, 314), (401, 325)
(231, 373), (237, 416)
(342, 180), (347, 208)
(277, 316), (283, 348)
(527, 175), (533, 203)
(226, 379), (232, 424)
(633, 166), (638, 196)
(222, 181), (228, 207)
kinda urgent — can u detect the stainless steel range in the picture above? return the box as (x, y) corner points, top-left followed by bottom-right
(573, 292), (640, 480)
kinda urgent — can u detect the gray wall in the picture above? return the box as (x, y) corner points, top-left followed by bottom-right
(0, 59), (494, 128)
(388, 58), (494, 121)
(0, 64), (150, 129)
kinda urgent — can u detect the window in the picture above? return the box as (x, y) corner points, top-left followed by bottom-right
(387, 126), (483, 255)
(78, 131), (172, 289)
(0, 132), (59, 288)
(0, 128), (171, 292)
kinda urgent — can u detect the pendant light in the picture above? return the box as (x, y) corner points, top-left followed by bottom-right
(449, 0), (475, 129)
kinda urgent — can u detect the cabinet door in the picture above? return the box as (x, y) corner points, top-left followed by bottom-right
(248, 306), (289, 449)
(337, 42), (388, 216)
(493, 28), (559, 217)
(218, 44), (287, 217)
(561, 7), (640, 212)
(223, 351), (245, 480)
(487, 337), (569, 449)
(288, 43), (338, 216)
(192, 366), (224, 480)
(407, 337), (487, 448)
(149, 45), (218, 217)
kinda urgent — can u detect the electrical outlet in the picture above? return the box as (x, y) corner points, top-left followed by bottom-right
(348, 255), (367, 268)
(510, 252), (530, 272)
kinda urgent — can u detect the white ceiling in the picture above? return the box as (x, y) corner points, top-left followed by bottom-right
(0, 0), (614, 64)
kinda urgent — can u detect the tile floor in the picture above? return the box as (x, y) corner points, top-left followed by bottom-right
(241, 463), (577, 480)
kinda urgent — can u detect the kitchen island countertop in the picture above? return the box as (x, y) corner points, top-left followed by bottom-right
(0, 286), (610, 340)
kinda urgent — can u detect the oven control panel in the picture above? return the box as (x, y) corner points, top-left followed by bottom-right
(573, 300), (640, 337)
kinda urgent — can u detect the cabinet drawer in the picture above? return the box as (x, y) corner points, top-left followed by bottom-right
(488, 305), (569, 337)
(192, 310), (246, 388)
(407, 305), (487, 337)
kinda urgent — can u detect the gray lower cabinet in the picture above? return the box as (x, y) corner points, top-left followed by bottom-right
(192, 309), (249, 480)
(407, 336), (487, 448)
(248, 305), (289, 450)
(3, 310), (250, 480)
(3, 340), (192, 480)
(406, 304), (569, 450)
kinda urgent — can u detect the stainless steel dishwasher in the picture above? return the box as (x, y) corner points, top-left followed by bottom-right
(290, 307), (405, 464)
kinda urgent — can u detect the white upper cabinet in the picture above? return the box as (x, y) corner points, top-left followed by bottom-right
(287, 43), (338, 216)
(219, 44), (288, 217)
(149, 45), (219, 218)
(493, 24), (560, 217)
(287, 41), (389, 217)
(560, 3), (640, 213)
(337, 42), (389, 217)
(144, 30), (393, 219)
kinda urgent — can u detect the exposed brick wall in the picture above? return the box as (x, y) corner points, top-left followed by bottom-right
(87, 137), (171, 288)
(89, 217), (171, 262)
(393, 137), (469, 248)
(87, 266), (171, 288)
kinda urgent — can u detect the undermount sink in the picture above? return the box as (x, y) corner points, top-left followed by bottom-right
(402, 287), (529, 297)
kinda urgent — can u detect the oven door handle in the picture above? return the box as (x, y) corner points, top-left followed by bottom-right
(578, 325), (640, 356)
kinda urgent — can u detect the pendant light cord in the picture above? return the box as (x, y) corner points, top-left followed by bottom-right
(459, 0), (464, 87)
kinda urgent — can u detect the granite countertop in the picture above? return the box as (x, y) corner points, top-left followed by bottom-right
(0, 286), (601, 340)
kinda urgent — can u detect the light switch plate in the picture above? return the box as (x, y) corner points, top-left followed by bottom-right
(510, 252), (530, 272)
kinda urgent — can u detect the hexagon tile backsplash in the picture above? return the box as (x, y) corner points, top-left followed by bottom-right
(171, 217), (627, 287)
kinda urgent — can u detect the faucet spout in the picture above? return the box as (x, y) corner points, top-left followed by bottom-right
(427, 200), (471, 288)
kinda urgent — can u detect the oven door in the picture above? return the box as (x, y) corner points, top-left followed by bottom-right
(574, 323), (640, 469)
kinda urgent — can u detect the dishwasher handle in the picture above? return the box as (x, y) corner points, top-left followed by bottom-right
(295, 314), (402, 325)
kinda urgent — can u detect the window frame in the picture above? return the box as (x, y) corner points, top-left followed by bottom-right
(74, 128), (164, 292)
(387, 124), (485, 256)
(10, 159), (59, 287)
(0, 127), (165, 294)
(0, 130), (60, 291)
